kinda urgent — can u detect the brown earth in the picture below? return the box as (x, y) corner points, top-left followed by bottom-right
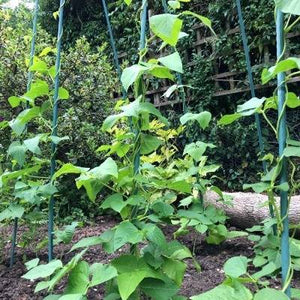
(0, 216), (299, 299)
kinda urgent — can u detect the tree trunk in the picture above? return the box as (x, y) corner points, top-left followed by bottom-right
(204, 191), (300, 229)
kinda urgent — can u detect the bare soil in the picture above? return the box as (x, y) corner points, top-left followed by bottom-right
(0, 216), (299, 299)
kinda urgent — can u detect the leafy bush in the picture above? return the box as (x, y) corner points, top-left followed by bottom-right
(0, 6), (118, 221)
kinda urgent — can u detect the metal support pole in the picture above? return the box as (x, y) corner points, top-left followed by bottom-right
(133, 0), (148, 176)
(48, 0), (65, 262)
(100, 0), (126, 98)
(276, 9), (291, 297)
(9, 218), (18, 267)
(9, 0), (39, 268)
(236, 0), (276, 234)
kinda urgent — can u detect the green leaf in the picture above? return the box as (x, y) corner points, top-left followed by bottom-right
(191, 283), (252, 300)
(163, 84), (179, 98)
(179, 196), (194, 207)
(223, 256), (248, 278)
(121, 65), (148, 91)
(226, 231), (248, 239)
(138, 102), (169, 124)
(143, 224), (167, 248)
(180, 11), (214, 34)
(206, 224), (228, 245)
(150, 14), (183, 46)
(43, 296), (61, 300)
(276, 0), (300, 15)
(218, 113), (241, 125)
(9, 107), (40, 135)
(0, 204), (24, 221)
(54, 222), (78, 245)
(8, 96), (24, 108)
(168, 1), (180, 9)
(22, 259), (62, 280)
(254, 288), (289, 300)
(29, 59), (48, 73)
(91, 158), (118, 178)
(50, 136), (70, 145)
(58, 295), (84, 300)
(180, 111), (212, 129)
(262, 57), (300, 83)
(112, 256), (159, 300)
(283, 146), (300, 157)
(101, 193), (126, 213)
(53, 163), (88, 181)
(276, 182), (289, 192)
(76, 178), (104, 202)
(140, 134), (163, 154)
(292, 288), (300, 299)
(124, 0), (132, 5)
(162, 258), (186, 285)
(117, 271), (147, 300)
(39, 46), (55, 57)
(252, 262), (277, 280)
(237, 97), (265, 116)
(114, 221), (143, 251)
(8, 141), (27, 166)
(286, 92), (300, 108)
(25, 80), (49, 100)
(149, 65), (175, 80)
(158, 51), (183, 73)
(65, 261), (89, 294)
(102, 114), (123, 131)
(36, 250), (87, 292)
(140, 278), (179, 300)
(183, 142), (215, 162)
(90, 263), (118, 287)
(25, 258), (40, 270)
(24, 135), (43, 155)
(102, 98), (169, 131)
(0, 205), (24, 222)
(243, 182), (270, 193)
(152, 201), (174, 217)
(38, 183), (58, 197)
(168, 180), (192, 193)
(58, 87), (69, 100)
(71, 236), (103, 252)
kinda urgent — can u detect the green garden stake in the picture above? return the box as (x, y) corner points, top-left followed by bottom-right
(9, 0), (39, 268)
(235, 0), (276, 235)
(276, 9), (291, 297)
(48, 0), (65, 262)
(100, 0), (126, 98)
(9, 218), (18, 268)
(133, 0), (148, 176)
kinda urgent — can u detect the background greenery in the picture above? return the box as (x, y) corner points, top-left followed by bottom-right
(1, 0), (300, 221)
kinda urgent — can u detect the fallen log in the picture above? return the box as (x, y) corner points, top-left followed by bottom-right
(204, 191), (300, 229)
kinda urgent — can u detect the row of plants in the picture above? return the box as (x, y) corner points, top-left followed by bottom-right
(0, 5), (118, 223)
(36, 0), (300, 192)
(1, 0), (298, 299)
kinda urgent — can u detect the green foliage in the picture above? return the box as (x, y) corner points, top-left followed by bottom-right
(0, 3), (117, 221)
(36, 0), (300, 192)
(22, 3), (236, 299)
(206, 3), (300, 298)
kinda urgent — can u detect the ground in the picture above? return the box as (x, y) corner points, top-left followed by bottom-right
(0, 216), (299, 299)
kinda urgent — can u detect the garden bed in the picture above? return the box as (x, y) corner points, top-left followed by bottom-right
(1, 216), (299, 299)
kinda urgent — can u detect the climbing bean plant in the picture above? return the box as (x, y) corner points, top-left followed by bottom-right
(0, 51), (69, 226)
(190, 1), (300, 299)
(21, 1), (244, 299)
